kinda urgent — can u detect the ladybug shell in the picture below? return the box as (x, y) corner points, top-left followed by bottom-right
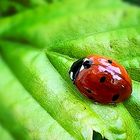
(69, 55), (132, 104)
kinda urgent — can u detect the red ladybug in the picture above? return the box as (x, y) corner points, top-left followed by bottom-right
(69, 55), (132, 104)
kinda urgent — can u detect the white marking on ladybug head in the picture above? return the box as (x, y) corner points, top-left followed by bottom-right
(81, 58), (92, 70)
(79, 58), (88, 72)
(84, 58), (89, 62)
(70, 72), (73, 80)
(80, 65), (84, 72)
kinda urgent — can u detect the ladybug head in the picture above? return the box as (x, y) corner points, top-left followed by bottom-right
(69, 58), (93, 82)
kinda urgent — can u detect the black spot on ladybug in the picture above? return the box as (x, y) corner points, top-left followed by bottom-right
(86, 88), (92, 94)
(83, 59), (92, 69)
(69, 58), (84, 82)
(112, 94), (119, 101)
(100, 76), (106, 83)
(108, 60), (112, 64)
(104, 70), (108, 73)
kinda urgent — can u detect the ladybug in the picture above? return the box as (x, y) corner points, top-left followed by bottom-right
(69, 55), (132, 104)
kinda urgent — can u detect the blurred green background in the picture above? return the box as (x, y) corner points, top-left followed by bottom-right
(0, 0), (140, 140)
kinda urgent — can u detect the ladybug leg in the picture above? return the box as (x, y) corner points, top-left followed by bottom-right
(88, 97), (99, 105)
(93, 101), (99, 105)
(109, 102), (117, 107)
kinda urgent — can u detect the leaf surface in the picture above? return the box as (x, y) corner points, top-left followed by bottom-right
(0, 0), (140, 140)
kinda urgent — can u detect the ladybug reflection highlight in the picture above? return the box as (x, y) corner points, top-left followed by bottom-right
(69, 55), (132, 104)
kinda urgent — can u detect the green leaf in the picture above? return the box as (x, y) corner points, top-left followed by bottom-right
(0, 2), (140, 48)
(0, 55), (74, 140)
(0, 0), (48, 18)
(0, 41), (107, 140)
(0, 0), (125, 37)
(0, 124), (14, 140)
(0, 40), (140, 140)
(0, 0), (140, 139)
(124, 80), (140, 127)
(0, 1), (26, 17)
